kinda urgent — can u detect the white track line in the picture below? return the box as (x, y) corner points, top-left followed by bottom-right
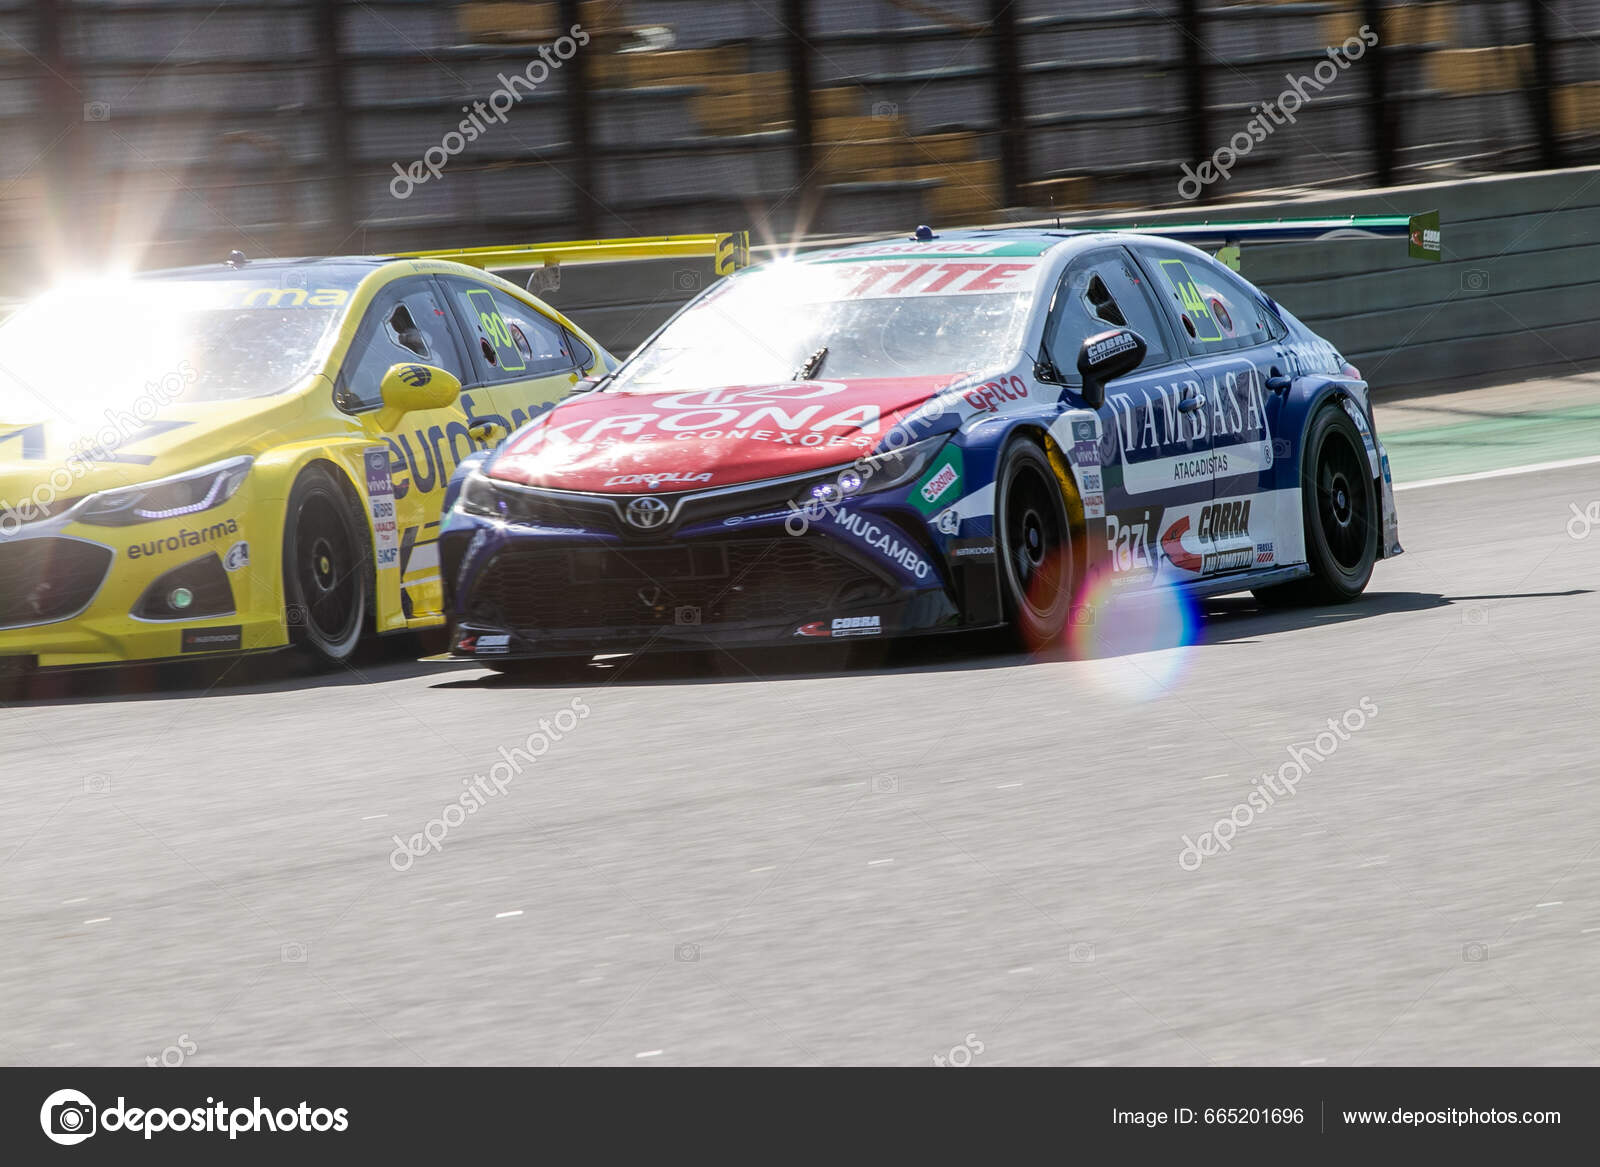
(1395, 454), (1600, 492)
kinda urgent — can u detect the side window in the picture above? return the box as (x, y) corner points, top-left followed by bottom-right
(1045, 249), (1170, 382)
(341, 280), (465, 411)
(443, 279), (581, 383)
(1139, 248), (1275, 352)
(565, 327), (594, 372)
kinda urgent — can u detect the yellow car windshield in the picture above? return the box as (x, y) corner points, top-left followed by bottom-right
(0, 270), (361, 419)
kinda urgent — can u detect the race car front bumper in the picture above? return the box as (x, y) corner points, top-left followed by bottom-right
(438, 478), (1002, 660)
(0, 495), (287, 671)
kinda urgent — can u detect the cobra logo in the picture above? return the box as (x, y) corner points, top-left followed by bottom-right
(625, 496), (670, 529)
(1159, 516), (1203, 573)
(398, 365), (433, 387)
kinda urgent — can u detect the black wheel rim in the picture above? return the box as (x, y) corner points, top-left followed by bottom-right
(1316, 428), (1370, 572)
(295, 494), (359, 644)
(1005, 463), (1065, 618)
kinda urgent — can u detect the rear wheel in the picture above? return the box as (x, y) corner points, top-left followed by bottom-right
(1253, 403), (1378, 607)
(283, 465), (370, 668)
(996, 437), (1075, 651)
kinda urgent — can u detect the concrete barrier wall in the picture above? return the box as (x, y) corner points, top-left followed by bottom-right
(1210, 166), (1600, 389)
(538, 165), (1600, 390)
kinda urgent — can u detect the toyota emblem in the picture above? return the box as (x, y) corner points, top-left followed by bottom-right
(625, 496), (670, 530)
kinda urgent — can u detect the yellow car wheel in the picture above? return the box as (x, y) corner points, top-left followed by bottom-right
(283, 465), (370, 669)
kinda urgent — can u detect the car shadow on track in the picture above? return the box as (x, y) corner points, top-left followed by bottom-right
(9, 588), (1585, 703)
(0, 633), (446, 707)
(1195, 587), (1588, 647)
(431, 587), (1590, 690)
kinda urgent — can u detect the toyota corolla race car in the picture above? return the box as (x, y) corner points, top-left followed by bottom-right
(439, 216), (1433, 668)
(0, 234), (747, 675)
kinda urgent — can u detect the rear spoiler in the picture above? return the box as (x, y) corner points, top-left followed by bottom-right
(1084, 212), (1440, 272)
(393, 232), (752, 292)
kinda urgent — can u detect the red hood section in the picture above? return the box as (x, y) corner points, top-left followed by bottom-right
(487, 376), (960, 492)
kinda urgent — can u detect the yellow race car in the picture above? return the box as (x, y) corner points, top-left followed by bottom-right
(0, 233), (748, 674)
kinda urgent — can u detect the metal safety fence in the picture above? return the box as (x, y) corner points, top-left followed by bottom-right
(1, 0), (1597, 299)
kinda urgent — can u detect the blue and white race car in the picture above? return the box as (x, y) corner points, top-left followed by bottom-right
(437, 216), (1426, 666)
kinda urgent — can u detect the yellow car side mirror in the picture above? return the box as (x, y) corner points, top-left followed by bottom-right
(375, 363), (462, 429)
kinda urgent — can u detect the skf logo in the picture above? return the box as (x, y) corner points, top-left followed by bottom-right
(398, 365), (433, 387)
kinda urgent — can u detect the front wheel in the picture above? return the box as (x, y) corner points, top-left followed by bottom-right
(282, 465), (370, 668)
(996, 437), (1075, 651)
(1253, 403), (1378, 607)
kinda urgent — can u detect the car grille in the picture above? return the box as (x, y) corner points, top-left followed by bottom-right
(0, 538), (113, 628)
(484, 470), (848, 538)
(467, 538), (895, 631)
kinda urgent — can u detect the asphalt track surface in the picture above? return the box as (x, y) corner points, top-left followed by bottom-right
(4, 375), (1600, 1066)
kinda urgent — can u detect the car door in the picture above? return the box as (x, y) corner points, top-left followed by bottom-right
(438, 276), (593, 438)
(1042, 246), (1203, 593)
(1131, 242), (1285, 574)
(337, 275), (475, 619)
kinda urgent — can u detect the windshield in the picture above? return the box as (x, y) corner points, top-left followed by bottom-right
(0, 271), (360, 420)
(609, 259), (1038, 391)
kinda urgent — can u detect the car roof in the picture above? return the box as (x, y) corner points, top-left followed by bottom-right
(136, 255), (396, 280)
(795, 226), (1081, 262)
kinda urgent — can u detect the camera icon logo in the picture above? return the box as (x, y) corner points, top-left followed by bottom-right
(1461, 269), (1490, 292)
(1463, 942), (1489, 962)
(673, 270), (701, 293)
(83, 102), (110, 122)
(280, 942), (308, 963)
(40, 1089), (97, 1145)
(674, 605), (701, 626)
(871, 100), (900, 119)
(675, 942), (700, 962)
(870, 774), (898, 794)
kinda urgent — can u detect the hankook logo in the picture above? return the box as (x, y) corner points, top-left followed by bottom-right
(625, 496), (670, 529)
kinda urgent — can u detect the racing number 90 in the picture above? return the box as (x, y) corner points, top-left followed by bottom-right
(464, 289), (527, 373)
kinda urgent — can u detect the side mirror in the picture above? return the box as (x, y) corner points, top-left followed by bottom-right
(375, 363), (461, 429)
(1076, 328), (1147, 409)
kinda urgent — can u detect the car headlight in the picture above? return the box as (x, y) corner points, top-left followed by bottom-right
(75, 456), (253, 526)
(857, 434), (950, 493)
(797, 434), (950, 509)
(455, 470), (505, 518)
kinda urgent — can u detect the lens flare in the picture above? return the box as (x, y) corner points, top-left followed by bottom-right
(1069, 565), (1201, 700)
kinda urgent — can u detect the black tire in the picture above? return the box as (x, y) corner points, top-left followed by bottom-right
(282, 465), (370, 668)
(996, 436), (1075, 652)
(1253, 403), (1378, 607)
